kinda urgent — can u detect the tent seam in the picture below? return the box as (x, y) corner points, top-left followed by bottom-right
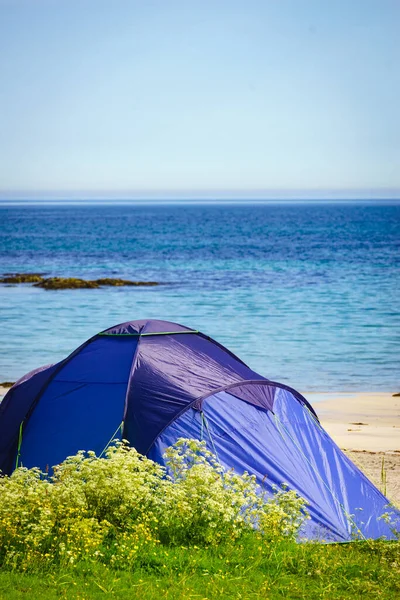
(201, 411), (221, 464)
(197, 332), (249, 367)
(121, 334), (143, 438)
(98, 330), (198, 337)
(144, 379), (317, 456)
(99, 421), (125, 458)
(273, 413), (370, 544)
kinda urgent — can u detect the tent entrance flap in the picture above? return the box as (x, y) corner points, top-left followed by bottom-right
(19, 336), (138, 470)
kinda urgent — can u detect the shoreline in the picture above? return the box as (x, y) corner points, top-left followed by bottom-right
(306, 391), (400, 453)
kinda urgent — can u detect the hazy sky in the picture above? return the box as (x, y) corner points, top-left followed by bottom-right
(0, 0), (399, 200)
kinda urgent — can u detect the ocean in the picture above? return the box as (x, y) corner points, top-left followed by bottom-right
(0, 201), (399, 392)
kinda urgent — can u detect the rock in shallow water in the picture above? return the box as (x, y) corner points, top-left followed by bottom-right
(0, 273), (45, 284)
(35, 277), (99, 289)
(1, 274), (159, 289)
(94, 278), (158, 287)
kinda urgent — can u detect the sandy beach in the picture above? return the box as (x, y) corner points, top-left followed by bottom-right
(308, 392), (400, 506)
(1, 385), (399, 506)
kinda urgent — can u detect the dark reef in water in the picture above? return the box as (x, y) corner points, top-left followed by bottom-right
(0, 273), (45, 284)
(35, 277), (99, 289)
(0, 274), (159, 289)
(94, 278), (158, 287)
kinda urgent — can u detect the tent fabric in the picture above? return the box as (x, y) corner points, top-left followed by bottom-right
(149, 386), (393, 541)
(0, 363), (58, 474)
(18, 336), (138, 470)
(101, 319), (196, 336)
(0, 318), (398, 542)
(124, 333), (263, 454)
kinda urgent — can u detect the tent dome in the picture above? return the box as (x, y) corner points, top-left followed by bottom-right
(0, 319), (397, 541)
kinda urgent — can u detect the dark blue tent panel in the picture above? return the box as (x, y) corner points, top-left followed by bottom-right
(0, 319), (398, 542)
(54, 336), (138, 383)
(0, 363), (59, 475)
(19, 382), (126, 470)
(18, 336), (138, 469)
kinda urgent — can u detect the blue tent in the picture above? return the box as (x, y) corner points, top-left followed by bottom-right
(0, 319), (398, 541)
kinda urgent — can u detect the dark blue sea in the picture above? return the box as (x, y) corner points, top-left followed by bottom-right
(0, 202), (399, 392)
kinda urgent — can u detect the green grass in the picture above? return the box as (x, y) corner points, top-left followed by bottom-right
(0, 535), (399, 600)
(1, 443), (399, 598)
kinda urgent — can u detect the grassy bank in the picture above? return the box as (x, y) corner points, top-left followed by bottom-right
(0, 536), (399, 599)
(1, 440), (399, 598)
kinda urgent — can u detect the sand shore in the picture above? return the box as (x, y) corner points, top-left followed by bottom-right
(307, 391), (400, 506)
(1, 386), (399, 505)
(307, 392), (400, 453)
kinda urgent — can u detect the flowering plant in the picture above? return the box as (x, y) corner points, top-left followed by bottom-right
(0, 438), (309, 570)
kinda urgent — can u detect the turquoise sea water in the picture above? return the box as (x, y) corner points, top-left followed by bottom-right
(0, 202), (399, 392)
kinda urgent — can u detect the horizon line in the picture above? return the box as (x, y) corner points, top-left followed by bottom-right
(1, 191), (400, 203)
(1, 198), (399, 206)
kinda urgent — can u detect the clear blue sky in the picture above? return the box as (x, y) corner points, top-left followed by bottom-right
(0, 0), (399, 200)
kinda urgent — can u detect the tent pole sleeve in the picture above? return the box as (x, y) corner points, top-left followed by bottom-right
(15, 422), (23, 470)
(201, 412), (221, 464)
(98, 331), (198, 337)
(200, 411), (205, 441)
(273, 413), (370, 544)
(99, 421), (124, 458)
